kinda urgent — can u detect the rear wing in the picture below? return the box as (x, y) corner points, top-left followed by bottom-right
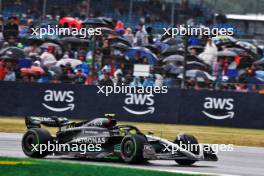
(25, 116), (69, 129)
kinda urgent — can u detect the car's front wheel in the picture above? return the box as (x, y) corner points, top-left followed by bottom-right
(174, 133), (199, 165)
(120, 134), (147, 164)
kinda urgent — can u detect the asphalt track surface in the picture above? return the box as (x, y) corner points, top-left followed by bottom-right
(0, 132), (264, 176)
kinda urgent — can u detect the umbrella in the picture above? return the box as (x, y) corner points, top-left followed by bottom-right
(163, 63), (183, 75)
(82, 18), (110, 28)
(188, 45), (204, 53)
(1, 55), (14, 61)
(253, 58), (264, 65)
(227, 47), (248, 56)
(212, 36), (237, 45)
(178, 69), (215, 81)
(108, 37), (132, 47)
(163, 55), (184, 63)
(144, 44), (160, 54)
(59, 17), (81, 29)
(21, 35), (44, 45)
(163, 37), (183, 45)
(217, 50), (237, 57)
(125, 47), (158, 65)
(161, 45), (184, 57)
(56, 58), (82, 68)
(153, 40), (169, 51)
(186, 61), (209, 71)
(40, 42), (63, 57)
(187, 55), (205, 62)
(99, 17), (115, 29)
(0, 47), (26, 60)
(111, 42), (129, 51)
(44, 37), (62, 45)
(21, 66), (45, 75)
(100, 27), (117, 35)
(187, 55), (211, 70)
(60, 37), (89, 45)
(235, 41), (258, 55)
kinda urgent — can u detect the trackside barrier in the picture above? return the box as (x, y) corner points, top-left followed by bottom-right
(0, 81), (263, 129)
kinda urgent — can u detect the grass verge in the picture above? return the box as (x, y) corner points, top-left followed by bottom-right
(0, 116), (264, 147)
(0, 157), (194, 176)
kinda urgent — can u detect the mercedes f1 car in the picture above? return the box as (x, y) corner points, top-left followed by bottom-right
(22, 114), (218, 165)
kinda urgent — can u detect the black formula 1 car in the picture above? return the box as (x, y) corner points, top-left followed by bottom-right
(22, 114), (218, 165)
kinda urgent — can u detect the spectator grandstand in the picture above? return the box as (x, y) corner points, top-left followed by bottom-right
(0, 0), (263, 93)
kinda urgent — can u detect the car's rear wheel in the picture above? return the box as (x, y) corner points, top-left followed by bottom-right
(120, 134), (147, 164)
(22, 128), (53, 158)
(174, 133), (199, 165)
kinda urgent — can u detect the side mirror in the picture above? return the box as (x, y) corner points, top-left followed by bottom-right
(105, 113), (116, 118)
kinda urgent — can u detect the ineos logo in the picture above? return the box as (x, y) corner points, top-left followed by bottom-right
(42, 90), (75, 112)
(202, 97), (234, 120)
(123, 93), (155, 115)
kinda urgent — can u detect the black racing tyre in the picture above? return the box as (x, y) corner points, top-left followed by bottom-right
(22, 128), (53, 158)
(174, 133), (199, 165)
(120, 134), (147, 164)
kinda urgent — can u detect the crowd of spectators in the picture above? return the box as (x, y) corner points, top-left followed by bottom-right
(1, 0), (212, 28)
(0, 0), (263, 94)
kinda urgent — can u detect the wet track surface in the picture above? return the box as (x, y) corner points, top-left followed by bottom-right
(1, 132), (264, 176)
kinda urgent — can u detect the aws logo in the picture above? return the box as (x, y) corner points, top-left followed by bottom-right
(202, 97), (234, 120)
(42, 90), (75, 112)
(123, 93), (154, 115)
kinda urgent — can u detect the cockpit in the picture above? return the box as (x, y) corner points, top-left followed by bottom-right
(84, 118), (117, 128)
